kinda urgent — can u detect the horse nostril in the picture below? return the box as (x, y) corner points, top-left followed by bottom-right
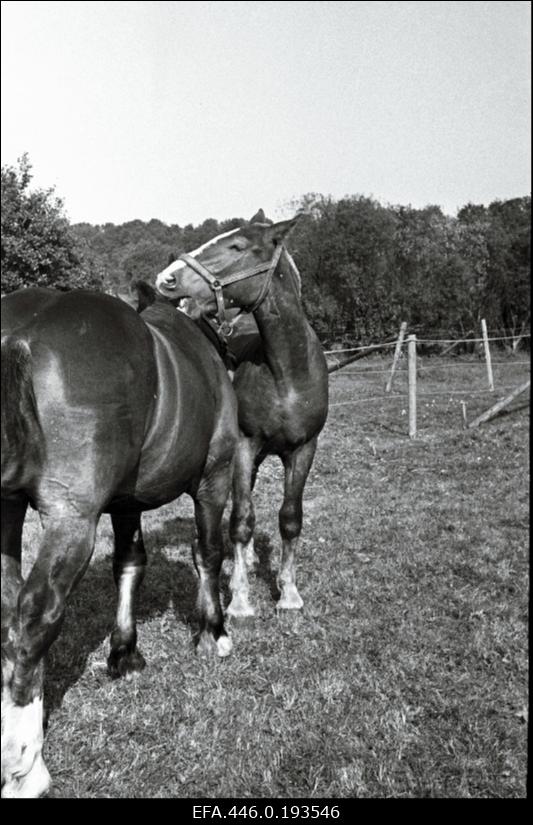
(160, 274), (176, 289)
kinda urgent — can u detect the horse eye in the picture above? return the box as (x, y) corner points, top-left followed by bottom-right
(229, 242), (245, 251)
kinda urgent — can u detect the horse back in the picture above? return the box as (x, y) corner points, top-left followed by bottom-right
(1, 289), (237, 514)
(1, 289), (158, 513)
(131, 303), (237, 507)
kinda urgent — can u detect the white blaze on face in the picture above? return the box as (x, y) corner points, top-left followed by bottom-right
(1, 690), (51, 798)
(156, 228), (241, 290)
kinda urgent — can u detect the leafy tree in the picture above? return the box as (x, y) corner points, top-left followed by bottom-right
(121, 240), (178, 295)
(11, 174), (521, 343)
(1, 154), (103, 293)
(457, 197), (531, 334)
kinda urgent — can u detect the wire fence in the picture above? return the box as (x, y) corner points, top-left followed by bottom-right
(324, 333), (531, 355)
(332, 361), (531, 376)
(325, 323), (530, 435)
(321, 326), (531, 340)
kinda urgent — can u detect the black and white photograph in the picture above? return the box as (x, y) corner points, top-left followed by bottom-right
(1, 0), (529, 801)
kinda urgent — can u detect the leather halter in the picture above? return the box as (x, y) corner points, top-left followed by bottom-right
(178, 243), (284, 336)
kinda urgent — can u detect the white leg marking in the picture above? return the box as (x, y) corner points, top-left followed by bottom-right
(116, 566), (138, 632)
(1, 691), (51, 798)
(227, 542), (255, 618)
(277, 538), (304, 610)
(243, 538), (258, 568)
(195, 561), (218, 622)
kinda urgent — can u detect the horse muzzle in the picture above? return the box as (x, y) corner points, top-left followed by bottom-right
(156, 272), (178, 292)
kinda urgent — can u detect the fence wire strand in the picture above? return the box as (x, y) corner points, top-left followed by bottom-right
(323, 333), (531, 354)
(329, 385), (530, 409)
(325, 328), (530, 424)
(329, 361), (530, 377)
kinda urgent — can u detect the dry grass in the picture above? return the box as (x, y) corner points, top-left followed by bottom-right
(20, 354), (529, 798)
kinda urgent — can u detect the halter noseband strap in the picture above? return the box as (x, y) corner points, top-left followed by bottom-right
(178, 243), (285, 336)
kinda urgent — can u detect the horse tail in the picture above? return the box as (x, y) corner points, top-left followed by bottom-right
(1, 336), (44, 486)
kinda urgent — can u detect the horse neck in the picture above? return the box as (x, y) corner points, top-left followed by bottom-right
(251, 252), (312, 384)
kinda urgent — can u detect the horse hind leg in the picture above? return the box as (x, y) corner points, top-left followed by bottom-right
(1, 513), (97, 798)
(191, 463), (233, 659)
(227, 439), (262, 620)
(1, 497), (45, 801)
(107, 513), (147, 679)
(1, 498), (27, 663)
(277, 438), (318, 611)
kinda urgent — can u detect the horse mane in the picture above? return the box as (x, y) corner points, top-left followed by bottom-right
(282, 248), (302, 299)
(133, 280), (162, 313)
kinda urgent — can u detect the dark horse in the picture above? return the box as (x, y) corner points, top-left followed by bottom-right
(156, 212), (329, 619)
(1, 289), (238, 797)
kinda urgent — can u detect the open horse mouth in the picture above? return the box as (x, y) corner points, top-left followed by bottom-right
(166, 293), (193, 313)
(163, 291), (206, 319)
(156, 276), (190, 308)
(176, 296), (192, 313)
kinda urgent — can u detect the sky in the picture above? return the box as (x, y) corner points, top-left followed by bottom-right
(1, 0), (530, 226)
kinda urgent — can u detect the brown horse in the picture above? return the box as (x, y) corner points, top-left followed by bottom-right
(156, 212), (329, 619)
(1, 288), (238, 797)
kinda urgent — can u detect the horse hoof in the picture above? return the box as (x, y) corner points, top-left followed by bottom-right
(276, 592), (304, 611)
(216, 634), (233, 657)
(1, 754), (51, 799)
(226, 601), (256, 625)
(196, 632), (233, 659)
(107, 649), (146, 679)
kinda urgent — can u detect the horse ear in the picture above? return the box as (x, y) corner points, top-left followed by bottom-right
(241, 215), (298, 245)
(133, 280), (157, 313)
(264, 217), (299, 246)
(250, 208), (266, 224)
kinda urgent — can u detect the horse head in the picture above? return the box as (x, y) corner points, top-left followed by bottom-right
(155, 212), (298, 331)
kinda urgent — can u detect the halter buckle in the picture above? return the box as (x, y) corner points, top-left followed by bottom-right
(218, 320), (234, 338)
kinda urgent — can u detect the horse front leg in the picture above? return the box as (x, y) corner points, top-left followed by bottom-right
(277, 438), (318, 610)
(227, 437), (261, 620)
(107, 512), (147, 679)
(1, 514), (97, 798)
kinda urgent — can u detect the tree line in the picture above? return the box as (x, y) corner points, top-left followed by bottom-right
(2, 155), (530, 343)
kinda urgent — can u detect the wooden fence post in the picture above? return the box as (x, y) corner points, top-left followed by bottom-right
(460, 400), (468, 429)
(408, 334), (417, 439)
(468, 380), (530, 428)
(481, 319), (494, 392)
(385, 321), (407, 392)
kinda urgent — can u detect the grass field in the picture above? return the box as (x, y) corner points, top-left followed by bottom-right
(20, 353), (529, 798)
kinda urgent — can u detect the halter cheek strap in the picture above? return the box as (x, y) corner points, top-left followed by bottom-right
(179, 253), (229, 330)
(178, 243), (285, 336)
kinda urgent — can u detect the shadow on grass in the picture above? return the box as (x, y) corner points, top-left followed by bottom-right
(45, 516), (199, 713)
(368, 419), (406, 438)
(254, 530), (279, 602)
(44, 513), (281, 715)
